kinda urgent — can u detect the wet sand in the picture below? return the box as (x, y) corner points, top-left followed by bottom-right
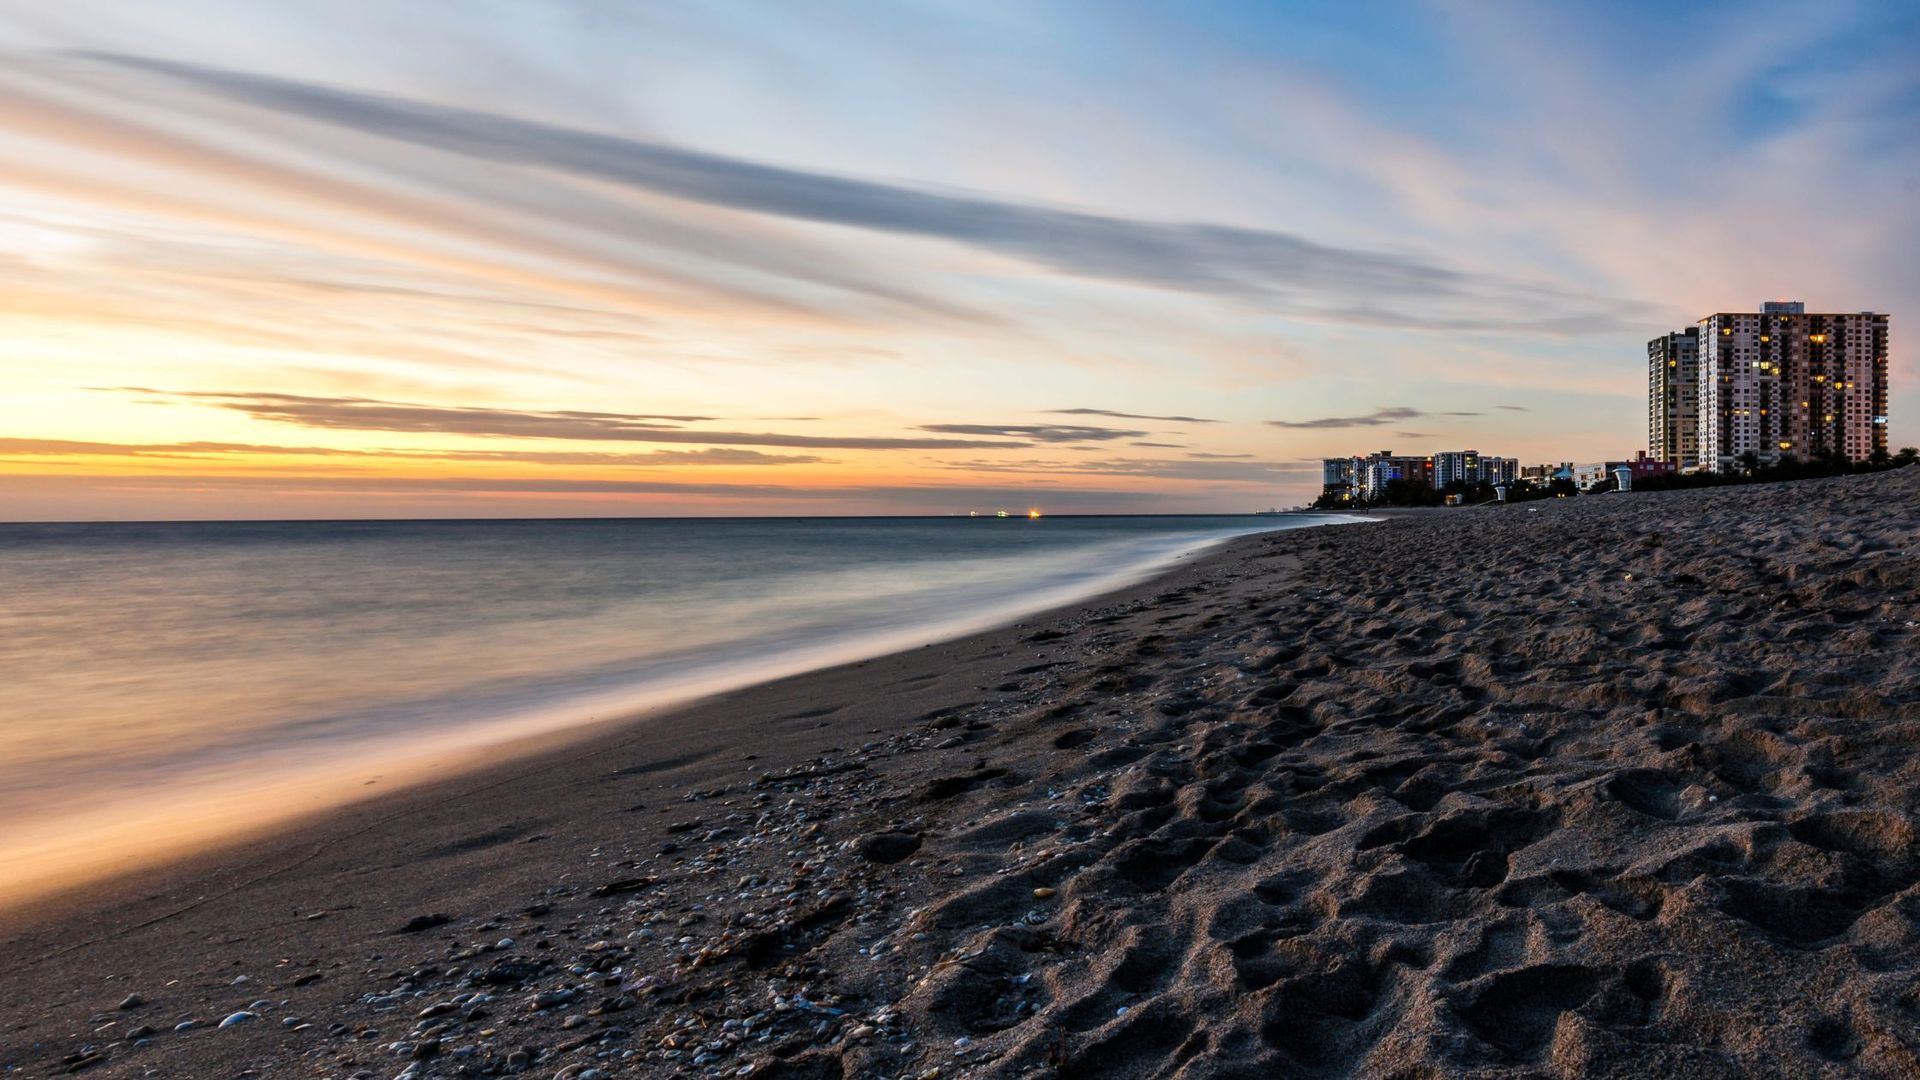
(4, 467), (1919, 1078)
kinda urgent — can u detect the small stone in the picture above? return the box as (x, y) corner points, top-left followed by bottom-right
(117, 993), (145, 1010)
(125, 1024), (157, 1041)
(174, 1020), (202, 1032)
(398, 913), (454, 934)
(218, 1011), (257, 1028)
(847, 1025), (876, 1040)
(1032, 887), (1056, 899)
(856, 832), (921, 865)
(412, 1038), (442, 1060)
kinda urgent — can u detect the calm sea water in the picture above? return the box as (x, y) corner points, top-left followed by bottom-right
(0, 514), (1360, 900)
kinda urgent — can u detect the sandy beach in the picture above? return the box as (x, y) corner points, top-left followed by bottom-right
(4, 467), (1919, 1078)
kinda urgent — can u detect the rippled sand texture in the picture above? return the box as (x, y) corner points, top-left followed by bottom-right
(4, 468), (1916, 1078)
(783, 469), (1920, 1077)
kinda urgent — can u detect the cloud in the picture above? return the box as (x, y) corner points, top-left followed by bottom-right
(1496, 404), (1529, 411)
(1048, 407), (1220, 423)
(128, 390), (1025, 450)
(1129, 441), (1186, 448)
(916, 423), (1146, 443)
(0, 437), (822, 466)
(1266, 406), (1479, 430)
(433, 448), (821, 466)
(100, 388), (714, 425)
(939, 456), (1318, 483)
(0, 437), (369, 459)
(74, 52), (1638, 332)
(1185, 452), (1253, 459)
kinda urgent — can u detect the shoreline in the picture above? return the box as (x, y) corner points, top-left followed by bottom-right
(0, 526), (1314, 1054)
(5, 470), (1917, 1077)
(0, 519), (1355, 914)
(0, 522), (1305, 933)
(0, 526), (1284, 929)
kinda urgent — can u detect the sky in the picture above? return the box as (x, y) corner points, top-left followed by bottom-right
(0, 0), (1914, 519)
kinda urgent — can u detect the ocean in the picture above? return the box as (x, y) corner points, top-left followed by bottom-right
(0, 513), (1362, 901)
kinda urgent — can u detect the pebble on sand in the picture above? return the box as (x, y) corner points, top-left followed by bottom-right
(398, 913), (454, 933)
(856, 831), (921, 864)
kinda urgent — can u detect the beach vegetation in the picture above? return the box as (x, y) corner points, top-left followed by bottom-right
(1635, 447), (1918, 492)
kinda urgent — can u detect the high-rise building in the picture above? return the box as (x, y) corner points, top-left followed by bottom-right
(1649, 328), (1700, 469)
(1430, 450), (1518, 487)
(1320, 457), (1357, 500)
(1695, 304), (1889, 471)
(1432, 449), (1482, 488)
(1319, 450), (1433, 501)
(1359, 452), (1431, 497)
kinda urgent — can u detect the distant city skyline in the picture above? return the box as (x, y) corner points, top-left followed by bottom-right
(0, 2), (1914, 518)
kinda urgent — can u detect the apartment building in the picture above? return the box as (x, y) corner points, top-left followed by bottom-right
(1689, 302), (1889, 471)
(1319, 449), (1511, 500)
(1648, 327), (1700, 469)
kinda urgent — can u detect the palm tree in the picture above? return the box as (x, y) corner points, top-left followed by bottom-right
(1897, 447), (1919, 468)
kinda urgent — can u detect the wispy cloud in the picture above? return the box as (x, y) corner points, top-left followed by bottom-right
(939, 455), (1316, 483)
(0, 437), (822, 466)
(1048, 407), (1219, 423)
(127, 390), (1028, 450)
(437, 448), (821, 466)
(69, 52), (1639, 333)
(916, 423), (1146, 444)
(1266, 406), (1480, 430)
(0, 437), (368, 459)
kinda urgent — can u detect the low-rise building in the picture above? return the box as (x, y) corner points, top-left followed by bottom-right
(1319, 448), (1522, 501)
(1573, 452), (1673, 490)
